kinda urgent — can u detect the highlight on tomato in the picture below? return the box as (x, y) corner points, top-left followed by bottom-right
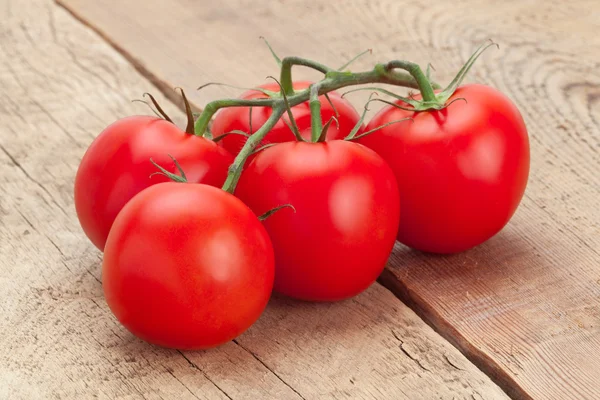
(102, 182), (275, 350)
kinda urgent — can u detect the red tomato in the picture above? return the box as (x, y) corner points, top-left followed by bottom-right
(74, 116), (233, 251)
(103, 183), (274, 350)
(236, 140), (399, 301)
(360, 84), (530, 254)
(211, 81), (363, 155)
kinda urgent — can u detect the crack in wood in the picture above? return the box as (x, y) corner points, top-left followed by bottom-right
(16, 210), (38, 232)
(164, 366), (201, 400)
(45, 234), (66, 257)
(391, 329), (431, 372)
(60, 260), (73, 274)
(0, 143), (67, 216)
(444, 353), (465, 371)
(232, 339), (306, 400)
(177, 350), (233, 400)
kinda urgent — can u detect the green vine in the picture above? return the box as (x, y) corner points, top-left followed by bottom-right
(189, 41), (496, 194)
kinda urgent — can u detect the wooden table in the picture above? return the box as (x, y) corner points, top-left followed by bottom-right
(1, 0), (598, 398)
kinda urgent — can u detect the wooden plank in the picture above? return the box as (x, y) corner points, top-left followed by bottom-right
(53, 0), (600, 399)
(0, 0), (508, 399)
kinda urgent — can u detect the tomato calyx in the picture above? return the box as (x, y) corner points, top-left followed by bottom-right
(343, 93), (413, 141)
(344, 41), (499, 114)
(150, 154), (188, 183)
(317, 116), (339, 142)
(212, 130), (250, 143)
(132, 89), (199, 135)
(251, 143), (278, 156)
(260, 36), (283, 68)
(257, 204), (296, 221)
(434, 41), (499, 105)
(174, 87), (196, 135)
(132, 92), (173, 122)
(391, 41), (498, 111)
(340, 41), (499, 114)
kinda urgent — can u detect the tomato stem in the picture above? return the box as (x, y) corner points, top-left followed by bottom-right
(222, 107), (285, 194)
(267, 76), (303, 140)
(309, 84), (323, 142)
(280, 57), (334, 95)
(194, 98), (273, 136)
(195, 68), (420, 138)
(195, 44), (495, 193)
(385, 61), (438, 103)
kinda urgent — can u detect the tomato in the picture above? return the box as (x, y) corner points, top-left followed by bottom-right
(211, 81), (363, 156)
(74, 116), (233, 251)
(236, 140), (399, 301)
(359, 84), (530, 254)
(102, 183), (274, 349)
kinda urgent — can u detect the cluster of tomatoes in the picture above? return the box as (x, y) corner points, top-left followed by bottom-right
(75, 55), (529, 350)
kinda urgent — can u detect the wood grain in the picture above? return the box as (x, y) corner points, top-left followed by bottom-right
(0, 0), (509, 398)
(53, 0), (600, 399)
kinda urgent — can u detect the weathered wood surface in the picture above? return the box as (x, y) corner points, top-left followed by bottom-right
(54, 0), (600, 399)
(0, 0), (509, 399)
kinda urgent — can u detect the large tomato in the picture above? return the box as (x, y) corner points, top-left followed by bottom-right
(211, 81), (363, 155)
(103, 183), (274, 350)
(74, 116), (233, 251)
(360, 84), (530, 253)
(236, 140), (399, 301)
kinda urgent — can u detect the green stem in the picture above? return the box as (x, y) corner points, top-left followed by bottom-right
(222, 107), (285, 193)
(186, 46), (491, 193)
(194, 98), (274, 136)
(190, 60), (434, 194)
(195, 67), (421, 137)
(385, 60), (437, 102)
(309, 84), (322, 142)
(280, 57), (334, 96)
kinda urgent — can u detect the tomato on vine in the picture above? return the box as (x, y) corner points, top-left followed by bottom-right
(236, 140), (400, 301)
(358, 43), (530, 253)
(74, 91), (233, 250)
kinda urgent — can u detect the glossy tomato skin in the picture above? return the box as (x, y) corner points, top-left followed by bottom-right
(359, 84), (530, 254)
(74, 116), (233, 251)
(236, 140), (400, 302)
(103, 183), (274, 350)
(212, 81), (363, 156)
